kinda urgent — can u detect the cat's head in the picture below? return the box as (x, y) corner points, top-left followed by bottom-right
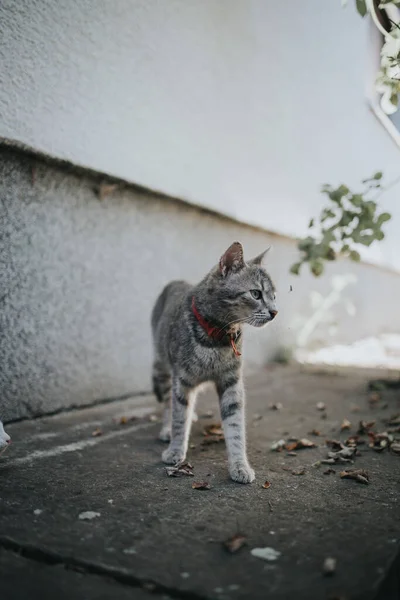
(206, 241), (278, 328)
(0, 421), (11, 455)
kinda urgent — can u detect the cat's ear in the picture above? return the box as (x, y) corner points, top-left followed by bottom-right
(249, 246), (271, 266)
(219, 241), (245, 276)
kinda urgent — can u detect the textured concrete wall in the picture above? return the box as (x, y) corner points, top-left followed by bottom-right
(1, 0), (400, 271)
(2, 146), (400, 422)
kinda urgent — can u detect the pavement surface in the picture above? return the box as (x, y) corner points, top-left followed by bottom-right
(1, 365), (399, 600)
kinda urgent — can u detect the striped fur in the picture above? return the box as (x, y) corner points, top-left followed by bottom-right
(151, 242), (277, 484)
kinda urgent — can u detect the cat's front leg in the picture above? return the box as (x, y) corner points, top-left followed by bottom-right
(162, 377), (195, 465)
(217, 374), (255, 484)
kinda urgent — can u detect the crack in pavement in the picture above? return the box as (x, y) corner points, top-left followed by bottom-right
(0, 536), (208, 600)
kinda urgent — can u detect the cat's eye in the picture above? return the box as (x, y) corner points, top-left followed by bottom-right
(250, 289), (262, 300)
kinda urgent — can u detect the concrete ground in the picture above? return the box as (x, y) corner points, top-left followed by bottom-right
(1, 365), (399, 600)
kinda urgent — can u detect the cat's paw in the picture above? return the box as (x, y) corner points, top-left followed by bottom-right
(158, 426), (171, 443)
(229, 462), (255, 484)
(162, 446), (186, 465)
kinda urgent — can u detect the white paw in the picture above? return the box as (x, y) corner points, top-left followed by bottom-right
(162, 446), (186, 465)
(158, 427), (171, 443)
(229, 462), (255, 484)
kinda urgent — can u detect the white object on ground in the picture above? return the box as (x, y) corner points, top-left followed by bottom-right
(78, 511), (101, 520)
(33, 509), (43, 516)
(251, 547), (281, 561)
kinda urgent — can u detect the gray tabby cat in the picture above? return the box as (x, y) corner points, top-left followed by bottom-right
(151, 242), (277, 484)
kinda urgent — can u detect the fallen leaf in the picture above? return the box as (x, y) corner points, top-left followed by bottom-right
(358, 420), (375, 435)
(292, 468), (306, 476)
(323, 557), (337, 576)
(251, 547), (281, 561)
(269, 403), (283, 411)
(119, 416), (128, 425)
(323, 468), (336, 475)
(326, 440), (344, 451)
(286, 438), (316, 451)
(192, 481), (211, 490)
(309, 429), (321, 436)
(92, 428), (103, 437)
(386, 414), (400, 427)
(201, 435), (225, 446)
(368, 431), (393, 452)
(78, 511), (101, 520)
(224, 534), (246, 554)
(340, 469), (369, 485)
(340, 419), (351, 431)
(316, 402), (326, 411)
(165, 462), (194, 477)
(262, 480), (271, 489)
(345, 435), (364, 448)
(204, 423), (224, 436)
(271, 439), (286, 452)
(369, 392), (381, 404)
(391, 442), (400, 455)
(287, 451), (297, 457)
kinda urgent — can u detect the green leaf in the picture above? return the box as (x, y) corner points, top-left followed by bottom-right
(298, 236), (314, 251)
(356, 0), (367, 16)
(342, 244), (350, 253)
(358, 235), (375, 246)
(321, 209), (336, 222)
(376, 230), (385, 241)
(377, 212), (391, 225)
(310, 260), (324, 277)
(290, 262), (301, 276)
(349, 194), (363, 207)
(349, 250), (361, 262)
(373, 171), (383, 180)
(308, 218), (314, 228)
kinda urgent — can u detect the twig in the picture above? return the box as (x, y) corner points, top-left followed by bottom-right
(268, 500), (273, 513)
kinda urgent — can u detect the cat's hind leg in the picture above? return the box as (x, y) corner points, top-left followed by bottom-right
(152, 362), (172, 442)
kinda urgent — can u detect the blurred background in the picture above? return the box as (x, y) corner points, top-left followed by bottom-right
(1, 0), (400, 422)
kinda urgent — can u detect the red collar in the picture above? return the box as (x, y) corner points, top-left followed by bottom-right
(191, 297), (241, 357)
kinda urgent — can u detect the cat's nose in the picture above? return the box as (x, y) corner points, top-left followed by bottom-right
(269, 310), (278, 320)
(6, 438), (11, 444)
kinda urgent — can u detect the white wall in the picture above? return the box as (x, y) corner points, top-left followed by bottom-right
(1, 0), (399, 270)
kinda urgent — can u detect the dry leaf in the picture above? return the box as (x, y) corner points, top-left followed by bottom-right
(292, 468), (306, 476)
(309, 429), (321, 436)
(368, 431), (393, 452)
(192, 481), (211, 490)
(91, 428), (103, 437)
(316, 402), (326, 411)
(340, 469), (369, 485)
(119, 416), (128, 425)
(391, 442), (400, 455)
(386, 414), (400, 427)
(262, 480), (271, 489)
(326, 440), (344, 451)
(204, 423), (224, 436)
(286, 438), (316, 451)
(271, 439), (286, 452)
(340, 419), (351, 431)
(345, 435), (364, 448)
(369, 392), (381, 404)
(287, 451), (297, 457)
(165, 462), (194, 477)
(323, 557), (337, 576)
(269, 403), (283, 411)
(323, 468), (336, 475)
(358, 420), (375, 434)
(224, 534), (246, 554)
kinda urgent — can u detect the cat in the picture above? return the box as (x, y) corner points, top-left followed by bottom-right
(0, 420), (11, 455)
(151, 241), (277, 484)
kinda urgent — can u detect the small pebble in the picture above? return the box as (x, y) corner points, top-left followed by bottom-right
(323, 557), (337, 576)
(33, 509), (43, 516)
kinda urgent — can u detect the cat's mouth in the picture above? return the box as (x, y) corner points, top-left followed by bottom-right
(250, 316), (271, 328)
